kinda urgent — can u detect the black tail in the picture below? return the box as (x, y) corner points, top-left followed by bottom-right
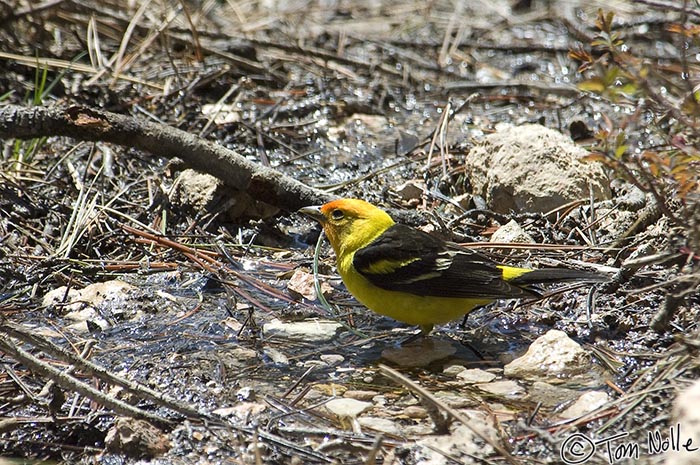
(509, 268), (608, 286)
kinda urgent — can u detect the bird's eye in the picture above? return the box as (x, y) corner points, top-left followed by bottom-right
(331, 209), (344, 220)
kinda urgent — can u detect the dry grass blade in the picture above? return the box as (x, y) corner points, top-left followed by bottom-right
(86, 16), (105, 70)
(0, 51), (163, 89)
(111, 0), (154, 77)
(56, 162), (135, 259)
(55, 171), (100, 258)
(438, 0), (464, 67)
(424, 101), (451, 185)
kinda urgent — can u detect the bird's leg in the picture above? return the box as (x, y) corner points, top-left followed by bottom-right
(460, 304), (491, 329)
(399, 325), (433, 345)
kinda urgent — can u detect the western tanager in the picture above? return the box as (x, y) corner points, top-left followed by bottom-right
(300, 198), (606, 334)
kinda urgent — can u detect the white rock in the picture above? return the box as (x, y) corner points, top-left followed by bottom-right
(65, 309), (109, 332)
(170, 169), (278, 219)
(43, 280), (136, 332)
(413, 420), (496, 464)
(433, 391), (479, 409)
(344, 390), (379, 401)
(665, 379), (700, 465)
(213, 402), (266, 422)
(465, 124), (610, 213)
(43, 280), (134, 312)
(76, 280), (134, 306)
(475, 380), (526, 399)
(325, 398), (373, 418)
(490, 219), (534, 244)
(42, 286), (81, 309)
(263, 347), (289, 365)
(358, 416), (401, 435)
(201, 103), (241, 124)
(559, 391), (610, 420)
(170, 169), (221, 211)
(403, 405), (429, 419)
(504, 330), (594, 381)
(303, 360), (328, 368)
(229, 347), (258, 361)
(262, 319), (343, 342)
(443, 365), (467, 377)
(320, 354), (344, 366)
(528, 381), (582, 408)
(456, 368), (497, 384)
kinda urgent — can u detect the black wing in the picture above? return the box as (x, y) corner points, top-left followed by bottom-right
(352, 224), (535, 299)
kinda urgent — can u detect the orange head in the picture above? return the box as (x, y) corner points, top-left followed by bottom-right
(299, 199), (395, 256)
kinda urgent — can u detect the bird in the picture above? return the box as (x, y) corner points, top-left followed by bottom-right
(299, 198), (607, 335)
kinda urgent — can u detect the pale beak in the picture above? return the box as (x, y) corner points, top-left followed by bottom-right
(298, 205), (325, 224)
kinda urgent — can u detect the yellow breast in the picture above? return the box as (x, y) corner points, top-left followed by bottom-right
(336, 252), (491, 327)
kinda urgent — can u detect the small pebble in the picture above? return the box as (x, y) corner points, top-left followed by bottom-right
(314, 383), (347, 396)
(320, 354), (344, 366)
(475, 380), (526, 399)
(442, 365), (467, 377)
(433, 390), (479, 409)
(262, 319), (343, 342)
(559, 391), (610, 420)
(358, 416), (401, 435)
(456, 368), (497, 384)
(403, 405), (429, 419)
(504, 330), (596, 382)
(344, 390), (379, 401)
(263, 348), (289, 365)
(325, 398), (373, 418)
(236, 386), (255, 401)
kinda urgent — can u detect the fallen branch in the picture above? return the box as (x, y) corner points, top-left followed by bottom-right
(0, 104), (334, 212)
(0, 333), (173, 427)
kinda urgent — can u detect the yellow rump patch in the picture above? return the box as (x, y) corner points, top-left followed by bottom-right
(497, 265), (532, 281)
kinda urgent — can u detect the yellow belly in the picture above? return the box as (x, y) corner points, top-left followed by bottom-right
(337, 255), (493, 327)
